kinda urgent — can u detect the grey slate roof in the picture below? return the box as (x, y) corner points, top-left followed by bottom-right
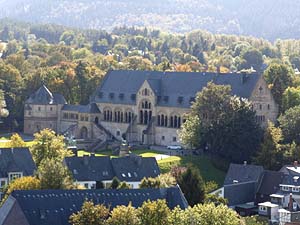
(224, 182), (257, 206)
(111, 155), (160, 182)
(64, 156), (114, 181)
(62, 103), (100, 114)
(257, 170), (284, 195)
(25, 85), (66, 105)
(0, 148), (36, 178)
(92, 70), (261, 108)
(1, 187), (188, 225)
(279, 165), (300, 186)
(64, 155), (160, 182)
(224, 163), (264, 185)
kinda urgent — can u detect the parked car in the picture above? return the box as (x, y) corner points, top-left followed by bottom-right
(167, 145), (182, 150)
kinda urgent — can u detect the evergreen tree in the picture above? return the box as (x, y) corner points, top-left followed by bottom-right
(177, 165), (205, 206)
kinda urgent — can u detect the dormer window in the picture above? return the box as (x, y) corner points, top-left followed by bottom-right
(178, 96), (184, 104)
(163, 96), (169, 102)
(190, 97), (195, 103)
(119, 93), (124, 100)
(109, 93), (114, 99)
(131, 94), (136, 101)
(157, 96), (161, 102)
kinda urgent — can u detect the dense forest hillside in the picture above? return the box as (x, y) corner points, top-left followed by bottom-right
(0, 0), (300, 40)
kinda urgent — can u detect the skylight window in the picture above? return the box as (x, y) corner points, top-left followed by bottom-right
(122, 173), (126, 177)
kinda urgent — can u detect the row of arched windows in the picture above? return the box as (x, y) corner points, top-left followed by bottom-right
(103, 109), (133, 123)
(157, 114), (182, 128)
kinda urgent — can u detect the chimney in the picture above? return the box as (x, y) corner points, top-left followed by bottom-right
(11, 148), (14, 154)
(244, 161), (247, 166)
(289, 193), (293, 211)
(294, 161), (298, 168)
(83, 155), (89, 166)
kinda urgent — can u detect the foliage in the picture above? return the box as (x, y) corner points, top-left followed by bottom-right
(282, 86), (300, 112)
(69, 200), (109, 225)
(139, 173), (176, 189)
(137, 199), (170, 225)
(117, 182), (131, 189)
(254, 121), (284, 170)
(107, 204), (139, 225)
(204, 194), (228, 206)
(177, 165), (206, 206)
(178, 115), (202, 149)
(181, 82), (261, 163)
(37, 158), (73, 189)
(1, 176), (41, 205)
(264, 63), (293, 111)
(69, 200), (244, 225)
(242, 216), (268, 225)
(279, 105), (300, 144)
(110, 177), (120, 189)
(30, 128), (72, 166)
(10, 133), (26, 147)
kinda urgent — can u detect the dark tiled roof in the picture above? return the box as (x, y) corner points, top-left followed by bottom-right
(64, 156), (114, 181)
(224, 182), (257, 206)
(62, 103), (100, 114)
(0, 148), (36, 178)
(111, 155), (160, 181)
(257, 170), (284, 195)
(25, 85), (67, 105)
(92, 70), (261, 108)
(224, 163), (264, 185)
(3, 187), (188, 225)
(64, 155), (160, 182)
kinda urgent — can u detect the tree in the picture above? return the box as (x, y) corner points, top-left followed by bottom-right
(110, 177), (120, 189)
(10, 133), (25, 147)
(204, 194), (228, 206)
(254, 122), (284, 170)
(240, 48), (263, 71)
(264, 63), (293, 111)
(30, 128), (72, 167)
(182, 82), (261, 162)
(69, 201), (109, 225)
(107, 204), (138, 225)
(117, 182), (131, 189)
(179, 115), (202, 149)
(37, 159), (73, 189)
(137, 199), (170, 225)
(177, 165), (205, 206)
(139, 174), (176, 189)
(279, 105), (300, 144)
(1, 177), (41, 205)
(282, 86), (300, 112)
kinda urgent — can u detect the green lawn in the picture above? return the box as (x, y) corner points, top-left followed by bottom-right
(0, 140), (35, 148)
(78, 149), (225, 186)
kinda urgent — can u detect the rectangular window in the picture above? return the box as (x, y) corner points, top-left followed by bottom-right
(85, 116), (88, 121)
(173, 137), (177, 142)
(0, 179), (7, 188)
(8, 172), (22, 182)
(38, 107), (41, 111)
(162, 136), (165, 140)
(50, 107), (53, 111)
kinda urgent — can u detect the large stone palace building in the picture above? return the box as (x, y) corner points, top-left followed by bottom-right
(24, 70), (278, 147)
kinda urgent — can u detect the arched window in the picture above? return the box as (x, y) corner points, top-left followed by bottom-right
(157, 115), (161, 126)
(139, 100), (152, 125)
(170, 116), (174, 127)
(165, 116), (168, 127)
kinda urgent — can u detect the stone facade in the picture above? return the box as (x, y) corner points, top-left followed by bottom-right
(24, 71), (279, 147)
